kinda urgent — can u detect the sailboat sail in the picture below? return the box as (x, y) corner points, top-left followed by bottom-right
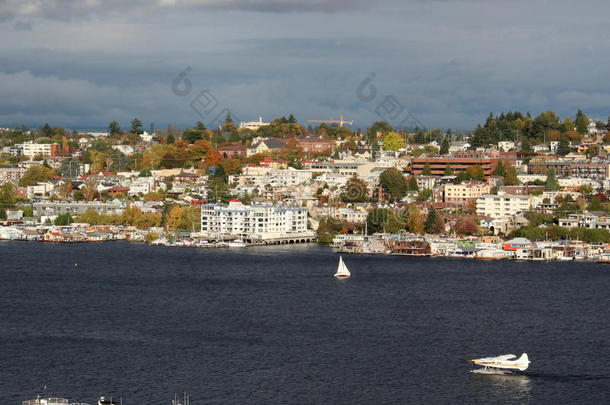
(335, 256), (351, 277)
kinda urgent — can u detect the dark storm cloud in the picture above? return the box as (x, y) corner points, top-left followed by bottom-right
(1, 0), (610, 128)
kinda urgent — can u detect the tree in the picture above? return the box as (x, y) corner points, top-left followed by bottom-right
(407, 176), (419, 191)
(557, 136), (571, 156)
(0, 182), (17, 206)
(503, 164), (520, 186)
(54, 212), (73, 226)
(366, 208), (397, 234)
(416, 188), (433, 202)
(182, 129), (202, 144)
(204, 149), (223, 168)
(367, 121), (394, 139)
(379, 168), (408, 201)
(403, 203), (425, 234)
(422, 163), (432, 176)
(493, 161), (505, 177)
(465, 165), (485, 181)
(424, 207), (438, 233)
(443, 166), (454, 176)
(167, 133), (175, 144)
(575, 109), (589, 134)
(195, 121), (207, 130)
(453, 217), (479, 235)
(588, 196), (603, 211)
(341, 177), (369, 203)
(225, 112), (233, 125)
(228, 129), (240, 143)
(18, 165), (56, 187)
(383, 131), (405, 151)
(440, 137), (450, 155)
(41, 123), (53, 137)
(108, 120), (121, 136)
(82, 179), (98, 201)
(545, 169), (560, 191)
(130, 117), (144, 135)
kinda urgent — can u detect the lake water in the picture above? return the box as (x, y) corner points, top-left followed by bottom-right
(1, 241), (609, 404)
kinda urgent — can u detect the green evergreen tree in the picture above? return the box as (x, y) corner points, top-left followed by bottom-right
(440, 137), (450, 155)
(545, 169), (560, 191)
(557, 136), (571, 156)
(407, 176), (419, 191)
(422, 163), (432, 176)
(424, 207), (438, 234)
(228, 129), (240, 143)
(493, 161), (505, 176)
(130, 117), (144, 135)
(108, 120), (121, 136)
(503, 164), (520, 186)
(575, 109), (589, 134)
(54, 212), (73, 226)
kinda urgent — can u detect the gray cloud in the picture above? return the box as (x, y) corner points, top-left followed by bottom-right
(12, 20), (32, 31)
(0, 0), (374, 21)
(2, 0), (610, 129)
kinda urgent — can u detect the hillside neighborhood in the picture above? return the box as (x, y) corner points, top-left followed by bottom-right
(1, 111), (610, 261)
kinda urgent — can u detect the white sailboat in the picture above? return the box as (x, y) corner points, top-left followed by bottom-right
(334, 256), (351, 278)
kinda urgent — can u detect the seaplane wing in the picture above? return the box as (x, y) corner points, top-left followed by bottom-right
(470, 353), (530, 371)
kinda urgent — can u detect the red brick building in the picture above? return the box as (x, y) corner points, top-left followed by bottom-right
(295, 138), (336, 154)
(218, 143), (247, 158)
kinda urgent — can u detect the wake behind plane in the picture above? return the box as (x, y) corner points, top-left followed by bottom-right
(469, 353), (530, 374)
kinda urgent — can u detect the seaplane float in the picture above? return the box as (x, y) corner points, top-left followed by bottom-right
(469, 353), (530, 374)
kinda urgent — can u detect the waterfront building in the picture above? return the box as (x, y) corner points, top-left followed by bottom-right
(200, 200), (311, 241)
(558, 212), (610, 230)
(32, 201), (125, 217)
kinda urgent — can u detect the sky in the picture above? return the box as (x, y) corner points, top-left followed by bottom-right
(1, 0), (610, 131)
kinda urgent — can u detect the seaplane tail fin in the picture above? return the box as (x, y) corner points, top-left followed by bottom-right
(515, 353), (530, 370)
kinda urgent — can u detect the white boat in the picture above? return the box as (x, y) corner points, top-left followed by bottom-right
(227, 240), (247, 247)
(334, 256), (351, 278)
(22, 397), (91, 405)
(98, 397), (121, 405)
(470, 353), (530, 373)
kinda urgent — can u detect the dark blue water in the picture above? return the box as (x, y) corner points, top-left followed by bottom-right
(1, 241), (609, 404)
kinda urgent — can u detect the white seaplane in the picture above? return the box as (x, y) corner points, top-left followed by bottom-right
(469, 353), (530, 374)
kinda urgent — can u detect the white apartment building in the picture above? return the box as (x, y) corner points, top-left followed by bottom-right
(444, 182), (491, 204)
(239, 117), (271, 131)
(330, 207), (367, 223)
(476, 194), (535, 219)
(200, 201), (311, 240)
(18, 142), (54, 159)
(0, 167), (27, 182)
(27, 182), (55, 199)
(232, 167), (312, 188)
